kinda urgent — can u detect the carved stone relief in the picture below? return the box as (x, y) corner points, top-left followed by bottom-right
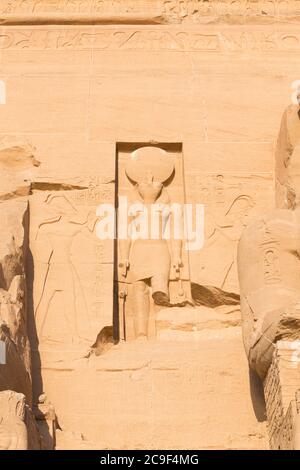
(1, 1), (300, 25)
(29, 186), (114, 352)
(117, 145), (191, 341)
(2, 26), (300, 52)
(3, 0), (299, 451)
(187, 173), (273, 293)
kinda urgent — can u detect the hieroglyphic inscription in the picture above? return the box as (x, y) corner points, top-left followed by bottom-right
(90, 245), (109, 318)
(0, 28), (219, 51)
(69, 183), (114, 325)
(262, 243), (282, 284)
(260, 222), (282, 285)
(69, 184), (114, 206)
(1, 27), (300, 52)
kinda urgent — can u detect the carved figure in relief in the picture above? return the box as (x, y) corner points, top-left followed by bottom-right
(118, 147), (184, 340)
(200, 194), (255, 290)
(34, 194), (97, 343)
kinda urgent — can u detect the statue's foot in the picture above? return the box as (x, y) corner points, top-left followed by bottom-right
(152, 291), (171, 307)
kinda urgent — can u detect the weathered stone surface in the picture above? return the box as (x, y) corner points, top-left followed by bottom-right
(0, 201), (32, 403)
(264, 342), (300, 450)
(238, 99), (300, 449)
(0, 139), (41, 447)
(0, 139), (39, 201)
(2, 1), (300, 26)
(41, 317), (267, 450)
(0, 390), (40, 450)
(33, 394), (56, 450)
(238, 208), (300, 379)
(0, 391), (28, 450)
(4, 0), (300, 452)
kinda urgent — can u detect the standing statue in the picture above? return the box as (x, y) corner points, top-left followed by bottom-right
(238, 97), (300, 380)
(118, 146), (186, 341)
(275, 97), (300, 208)
(237, 96), (300, 449)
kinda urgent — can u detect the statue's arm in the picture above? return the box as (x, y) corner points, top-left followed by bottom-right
(169, 205), (183, 270)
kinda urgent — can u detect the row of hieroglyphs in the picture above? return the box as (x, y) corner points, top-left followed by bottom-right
(0, 0), (159, 14)
(1, 28), (300, 51)
(0, 1), (300, 19)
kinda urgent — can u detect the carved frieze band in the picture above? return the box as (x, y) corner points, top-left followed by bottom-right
(1, 26), (300, 52)
(0, 1), (300, 25)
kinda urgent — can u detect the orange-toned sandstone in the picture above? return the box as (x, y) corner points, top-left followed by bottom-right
(1, 0), (300, 450)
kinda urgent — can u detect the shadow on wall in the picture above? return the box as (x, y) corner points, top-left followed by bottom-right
(26, 242), (43, 404)
(249, 368), (267, 422)
(191, 282), (240, 307)
(89, 326), (116, 357)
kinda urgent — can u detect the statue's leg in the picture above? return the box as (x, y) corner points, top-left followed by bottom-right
(132, 280), (150, 338)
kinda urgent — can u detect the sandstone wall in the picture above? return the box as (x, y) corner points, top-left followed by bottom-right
(2, 1), (297, 301)
(1, 0), (300, 450)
